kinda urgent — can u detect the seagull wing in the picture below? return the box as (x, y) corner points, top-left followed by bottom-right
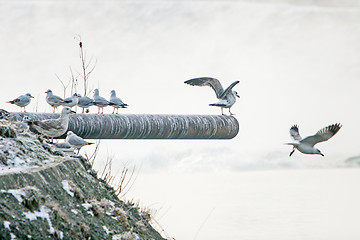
(184, 77), (224, 99)
(68, 135), (88, 146)
(290, 125), (302, 141)
(301, 123), (342, 147)
(31, 119), (64, 131)
(220, 81), (240, 99)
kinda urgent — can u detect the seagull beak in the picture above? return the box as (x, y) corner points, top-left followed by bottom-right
(31, 96), (34, 98)
(70, 110), (76, 114)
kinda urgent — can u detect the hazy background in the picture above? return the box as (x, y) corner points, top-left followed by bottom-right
(1, 0), (360, 239)
(1, 0), (360, 171)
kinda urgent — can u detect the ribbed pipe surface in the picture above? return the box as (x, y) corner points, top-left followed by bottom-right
(11, 113), (239, 139)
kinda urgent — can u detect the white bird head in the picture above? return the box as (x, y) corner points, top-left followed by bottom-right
(45, 89), (52, 94)
(110, 90), (116, 96)
(93, 89), (99, 96)
(66, 131), (75, 136)
(233, 91), (240, 98)
(26, 93), (34, 98)
(61, 107), (76, 115)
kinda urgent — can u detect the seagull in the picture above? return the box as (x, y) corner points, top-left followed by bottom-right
(285, 123), (342, 157)
(77, 95), (94, 113)
(12, 116), (30, 132)
(184, 77), (240, 115)
(7, 93), (34, 112)
(28, 107), (75, 139)
(50, 141), (75, 152)
(109, 90), (128, 114)
(66, 131), (94, 153)
(45, 89), (65, 113)
(63, 93), (80, 108)
(93, 89), (111, 114)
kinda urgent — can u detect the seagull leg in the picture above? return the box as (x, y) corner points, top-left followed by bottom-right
(221, 108), (224, 115)
(116, 108), (119, 114)
(229, 108), (235, 116)
(289, 147), (295, 157)
(24, 107), (27, 113)
(112, 108), (115, 114)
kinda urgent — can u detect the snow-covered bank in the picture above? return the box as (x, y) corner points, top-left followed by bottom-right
(0, 119), (166, 239)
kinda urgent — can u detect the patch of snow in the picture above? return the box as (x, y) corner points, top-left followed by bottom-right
(103, 225), (110, 235)
(2, 188), (25, 203)
(61, 180), (74, 197)
(0, 122), (71, 172)
(10, 233), (16, 240)
(81, 203), (92, 210)
(58, 230), (64, 239)
(112, 232), (140, 240)
(81, 203), (94, 216)
(23, 206), (55, 234)
(3, 220), (11, 230)
(1, 186), (38, 203)
(71, 209), (79, 215)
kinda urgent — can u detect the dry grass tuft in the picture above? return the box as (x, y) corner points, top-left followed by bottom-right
(80, 223), (90, 238)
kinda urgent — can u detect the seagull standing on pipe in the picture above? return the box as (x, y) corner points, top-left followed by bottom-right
(45, 89), (65, 113)
(109, 90), (128, 114)
(77, 95), (94, 113)
(7, 93), (34, 112)
(184, 77), (240, 115)
(93, 89), (111, 114)
(285, 123), (342, 157)
(62, 93), (80, 108)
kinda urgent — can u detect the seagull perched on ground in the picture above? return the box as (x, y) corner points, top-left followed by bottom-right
(93, 89), (111, 114)
(45, 89), (65, 113)
(7, 93), (34, 112)
(28, 107), (75, 139)
(184, 77), (240, 115)
(285, 123), (342, 157)
(12, 116), (30, 132)
(63, 93), (80, 108)
(50, 141), (74, 152)
(66, 131), (94, 153)
(109, 90), (128, 114)
(77, 94), (94, 113)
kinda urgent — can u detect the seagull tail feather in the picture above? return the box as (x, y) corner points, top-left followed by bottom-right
(209, 103), (226, 107)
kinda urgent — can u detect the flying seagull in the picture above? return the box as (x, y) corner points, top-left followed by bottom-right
(7, 93), (34, 112)
(45, 89), (65, 113)
(28, 107), (75, 139)
(184, 77), (240, 115)
(285, 123), (342, 157)
(66, 131), (94, 153)
(93, 89), (111, 114)
(109, 90), (128, 114)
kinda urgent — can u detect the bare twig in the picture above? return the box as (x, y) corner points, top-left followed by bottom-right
(55, 74), (70, 99)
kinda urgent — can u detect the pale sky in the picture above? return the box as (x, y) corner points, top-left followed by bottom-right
(1, 0), (360, 172)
